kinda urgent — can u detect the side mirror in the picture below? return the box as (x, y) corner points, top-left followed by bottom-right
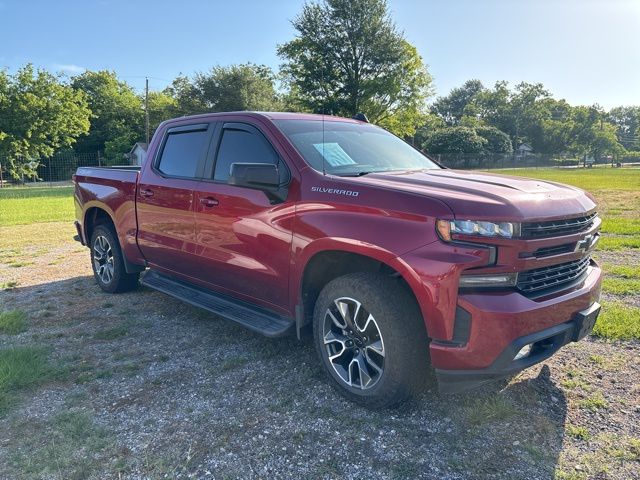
(228, 163), (280, 191)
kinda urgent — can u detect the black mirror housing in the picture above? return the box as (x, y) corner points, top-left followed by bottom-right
(228, 163), (280, 192)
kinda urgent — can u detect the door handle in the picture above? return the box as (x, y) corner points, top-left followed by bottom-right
(199, 197), (219, 207)
(139, 188), (154, 198)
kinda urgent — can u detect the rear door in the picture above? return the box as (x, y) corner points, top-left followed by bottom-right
(136, 122), (214, 276)
(192, 121), (294, 310)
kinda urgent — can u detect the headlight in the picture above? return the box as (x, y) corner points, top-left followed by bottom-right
(459, 273), (518, 288)
(437, 219), (520, 241)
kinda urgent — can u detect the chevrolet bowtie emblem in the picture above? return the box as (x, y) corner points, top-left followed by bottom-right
(575, 234), (597, 253)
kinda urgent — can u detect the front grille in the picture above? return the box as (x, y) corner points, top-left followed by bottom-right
(517, 256), (591, 294)
(520, 243), (575, 259)
(521, 212), (597, 239)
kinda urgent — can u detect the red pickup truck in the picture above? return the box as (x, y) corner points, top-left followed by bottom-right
(73, 112), (602, 407)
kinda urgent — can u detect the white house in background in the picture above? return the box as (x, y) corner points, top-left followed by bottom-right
(127, 142), (148, 166)
(516, 143), (533, 158)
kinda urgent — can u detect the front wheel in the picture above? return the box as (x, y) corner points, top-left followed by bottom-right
(313, 272), (430, 408)
(90, 224), (139, 293)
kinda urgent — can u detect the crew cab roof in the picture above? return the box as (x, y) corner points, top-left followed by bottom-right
(159, 111), (363, 125)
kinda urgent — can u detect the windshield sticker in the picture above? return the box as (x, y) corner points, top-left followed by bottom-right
(312, 142), (356, 167)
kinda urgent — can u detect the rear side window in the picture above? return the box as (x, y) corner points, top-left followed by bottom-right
(157, 129), (208, 178)
(214, 128), (279, 182)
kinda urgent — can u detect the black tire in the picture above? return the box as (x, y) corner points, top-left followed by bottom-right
(313, 272), (430, 408)
(90, 224), (139, 293)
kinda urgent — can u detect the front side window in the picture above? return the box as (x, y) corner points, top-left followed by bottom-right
(214, 128), (279, 182)
(157, 129), (208, 178)
(274, 119), (440, 176)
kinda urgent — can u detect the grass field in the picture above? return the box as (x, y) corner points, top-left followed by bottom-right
(0, 186), (74, 225)
(1, 167), (639, 479)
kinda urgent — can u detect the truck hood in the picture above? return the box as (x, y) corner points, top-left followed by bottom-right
(353, 169), (596, 221)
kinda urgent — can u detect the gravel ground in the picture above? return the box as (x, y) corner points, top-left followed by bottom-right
(0, 223), (639, 479)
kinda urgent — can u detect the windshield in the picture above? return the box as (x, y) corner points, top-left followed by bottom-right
(274, 119), (440, 176)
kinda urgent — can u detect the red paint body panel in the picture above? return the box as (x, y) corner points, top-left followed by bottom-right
(73, 112), (603, 375)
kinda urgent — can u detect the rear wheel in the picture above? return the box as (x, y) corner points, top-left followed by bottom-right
(90, 224), (139, 293)
(313, 272), (429, 408)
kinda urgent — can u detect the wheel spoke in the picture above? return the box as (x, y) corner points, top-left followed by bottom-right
(327, 309), (347, 330)
(366, 339), (384, 357)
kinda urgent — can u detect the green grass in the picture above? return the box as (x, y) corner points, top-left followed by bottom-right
(566, 424), (591, 441)
(0, 346), (61, 415)
(578, 392), (609, 412)
(0, 186), (74, 226)
(592, 303), (640, 340)
(0, 310), (27, 335)
(603, 265), (640, 279)
(602, 278), (640, 296)
(600, 217), (640, 235)
(464, 395), (519, 426)
(597, 236), (640, 251)
(495, 168), (640, 191)
(7, 410), (114, 479)
(93, 325), (128, 340)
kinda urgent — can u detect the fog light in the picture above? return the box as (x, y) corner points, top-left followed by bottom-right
(513, 343), (533, 361)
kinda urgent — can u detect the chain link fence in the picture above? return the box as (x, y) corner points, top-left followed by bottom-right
(1, 151), (638, 188)
(0, 152), (114, 188)
(431, 152), (638, 170)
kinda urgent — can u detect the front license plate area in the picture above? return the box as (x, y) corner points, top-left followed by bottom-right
(573, 302), (601, 341)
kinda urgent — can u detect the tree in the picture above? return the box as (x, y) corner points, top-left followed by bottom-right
(147, 90), (179, 133)
(278, 0), (432, 137)
(71, 71), (144, 158)
(476, 126), (512, 154)
(422, 127), (486, 155)
(0, 65), (90, 180)
(570, 106), (624, 159)
(194, 63), (281, 112)
(608, 106), (640, 150)
(163, 74), (206, 116)
(431, 79), (485, 126)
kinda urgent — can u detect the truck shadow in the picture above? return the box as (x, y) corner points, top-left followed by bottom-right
(1, 276), (567, 479)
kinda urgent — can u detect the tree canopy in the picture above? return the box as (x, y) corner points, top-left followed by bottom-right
(278, 0), (432, 136)
(0, 65), (90, 179)
(71, 70), (144, 161)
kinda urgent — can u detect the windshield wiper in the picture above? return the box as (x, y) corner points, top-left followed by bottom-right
(338, 171), (374, 177)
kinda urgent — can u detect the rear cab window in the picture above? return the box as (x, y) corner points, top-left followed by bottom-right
(156, 123), (211, 178)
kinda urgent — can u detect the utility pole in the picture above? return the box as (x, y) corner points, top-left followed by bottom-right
(145, 77), (150, 145)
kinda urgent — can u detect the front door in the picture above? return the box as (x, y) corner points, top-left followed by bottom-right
(136, 122), (213, 276)
(193, 121), (294, 310)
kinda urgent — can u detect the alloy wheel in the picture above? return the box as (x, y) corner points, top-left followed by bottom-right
(322, 297), (385, 390)
(93, 235), (115, 284)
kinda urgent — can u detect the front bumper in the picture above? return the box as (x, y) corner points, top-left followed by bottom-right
(436, 301), (601, 393)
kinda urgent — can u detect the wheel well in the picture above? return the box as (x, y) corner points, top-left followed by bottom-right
(84, 207), (114, 242)
(300, 250), (416, 331)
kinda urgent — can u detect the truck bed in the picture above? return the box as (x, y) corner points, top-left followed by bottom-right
(73, 166), (141, 261)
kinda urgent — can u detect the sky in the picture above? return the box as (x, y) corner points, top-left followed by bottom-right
(0, 0), (638, 109)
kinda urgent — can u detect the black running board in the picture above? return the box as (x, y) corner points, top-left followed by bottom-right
(140, 270), (294, 337)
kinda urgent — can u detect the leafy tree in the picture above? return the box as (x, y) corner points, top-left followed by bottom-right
(476, 126), (512, 154)
(608, 106), (640, 150)
(163, 74), (206, 116)
(278, 0), (432, 136)
(148, 90), (180, 133)
(71, 71), (144, 157)
(0, 65), (90, 180)
(570, 105), (623, 159)
(194, 63), (281, 112)
(165, 64), (281, 116)
(431, 79), (485, 126)
(422, 127), (486, 155)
